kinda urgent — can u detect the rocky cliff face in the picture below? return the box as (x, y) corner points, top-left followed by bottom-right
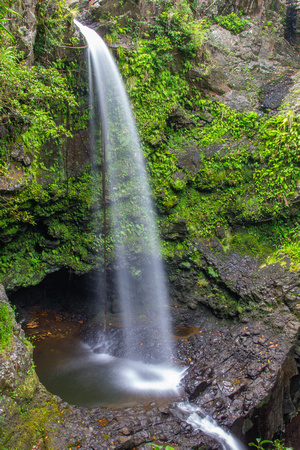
(192, 20), (300, 111)
(197, 0), (264, 17)
(168, 242), (300, 442)
(8, 0), (37, 64)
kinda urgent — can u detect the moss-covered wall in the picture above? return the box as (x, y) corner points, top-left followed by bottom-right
(90, 0), (300, 270)
(0, 0), (96, 290)
(0, 285), (61, 449)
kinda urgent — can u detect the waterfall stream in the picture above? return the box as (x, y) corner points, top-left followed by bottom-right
(74, 19), (173, 364)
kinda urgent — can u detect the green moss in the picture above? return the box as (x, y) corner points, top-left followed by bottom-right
(0, 301), (14, 350)
(197, 274), (209, 290)
(0, 351), (61, 448)
(228, 233), (270, 258)
(198, 284), (241, 318)
(117, 9), (300, 266)
(0, 394), (61, 449)
(160, 188), (229, 239)
(117, 1), (209, 146)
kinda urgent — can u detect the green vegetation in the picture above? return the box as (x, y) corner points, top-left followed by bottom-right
(0, 300), (14, 349)
(0, 168), (103, 289)
(118, 1), (208, 146)
(0, 0), (93, 288)
(0, 0), (20, 38)
(0, 0), (299, 448)
(147, 441), (293, 450)
(107, 1), (300, 270)
(250, 438), (293, 450)
(215, 12), (249, 35)
(116, 8), (300, 262)
(147, 444), (175, 450)
(147, 438), (293, 450)
(34, 0), (78, 64)
(0, 45), (77, 171)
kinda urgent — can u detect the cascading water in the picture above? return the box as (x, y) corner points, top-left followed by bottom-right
(176, 403), (245, 450)
(74, 19), (172, 364)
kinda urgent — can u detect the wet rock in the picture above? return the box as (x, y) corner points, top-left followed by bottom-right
(0, 285), (54, 448)
(11, 144), (26, 162)
(223, 89), (258, 112)
(0, 178), (24, 192)
(210, 238), (223, 252)
(195, 18), (300, 110)
(215, 226), (225, 239)
(41, 239), (61, 249)
(177, 316), (300, 442)
(189, 380), (210, 400)
(0, 125), (8, 139)
(187, 301), (197, 310)
(117, 435), (131, 444)
(260, 69), (295, 110)
(3, 278), (300, 449)
(197, 0), (263, 17)
(285, 5), (297, 47)
(167, 107), (198, 130)
(192, 239), (300, 319)
(163, 219), (188, 242)
(23, 155), (31, 166)
(188, 65), (230, 95)
(177, 148), (201, 177)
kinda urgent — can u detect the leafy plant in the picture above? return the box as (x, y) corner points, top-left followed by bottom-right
(118, 1), (208, 146)
(0, 45), (77, 173)
(215, 12), (249, 35)
(146, 444), (175, 450)
(249, 437), (293, 450)
(0, 0), (21, 39)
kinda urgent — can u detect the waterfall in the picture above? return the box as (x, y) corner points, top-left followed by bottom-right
(74, 20), (172, 364)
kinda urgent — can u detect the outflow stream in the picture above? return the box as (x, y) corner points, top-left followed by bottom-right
(177, 402), (245, 450)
